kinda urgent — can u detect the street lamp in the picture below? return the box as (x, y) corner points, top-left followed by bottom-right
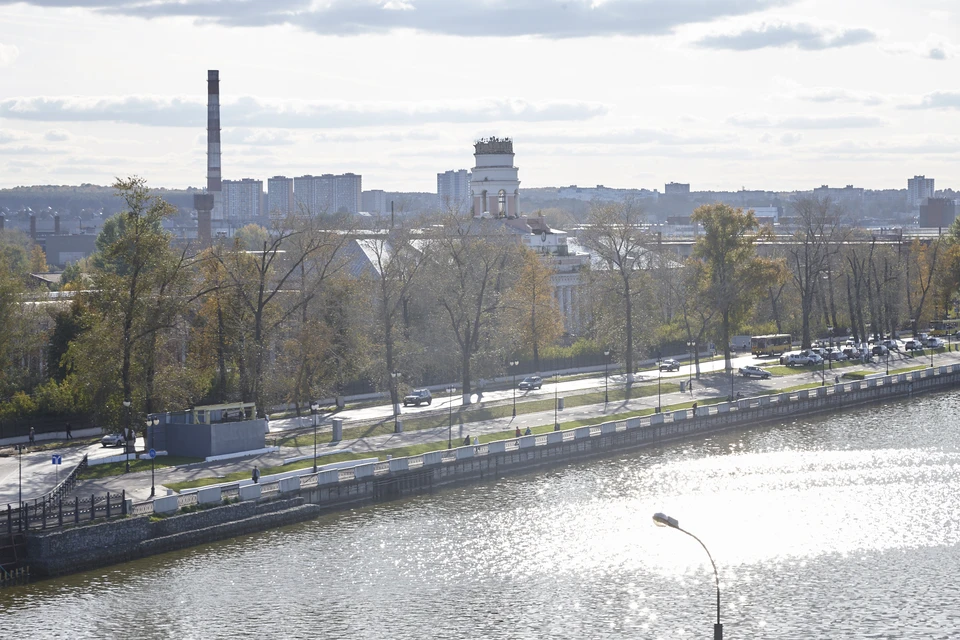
(653, 512), (723, 640)
(147, 415), (159, 497)
(687, 341), (697, 393)
(390, 370), (401, 432)
(447, 385), (456, 448)
(122, 399), (132, 473)
(17, 443), (23, 529)
(886, 349), (890, 376)
(821, 352), (826, 386)
(656, 350), (662, 413)
(554, 372), (560, 431)
(311, 401), (319, 473)
(603, 348), (611, 405)
(509, 359), (519, 417)
(827, 326), (833, 370)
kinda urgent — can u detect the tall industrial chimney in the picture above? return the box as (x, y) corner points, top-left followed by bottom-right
(206, 70), (221, 195)
(195, 69), (219, 245)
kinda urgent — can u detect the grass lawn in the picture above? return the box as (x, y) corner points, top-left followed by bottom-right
(79, 455), (204, 480)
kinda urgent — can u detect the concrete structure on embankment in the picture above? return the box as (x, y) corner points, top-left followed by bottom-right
(22, 365), (959, 578)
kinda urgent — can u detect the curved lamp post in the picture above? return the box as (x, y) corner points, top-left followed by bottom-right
(656, 350), (662, 413)
(653, 512), (723, 640)
(390, 370), (401, 432)
(147, 414), (159, 497)
(311, 401), (320, 473)
(553, 373), (560, 431)
(603, 348), (611, 405)
(827, 326), (833, 370)
(122, 399), (132, 473)
(686, 341), (696, 393)
(447, 385), (456, 448)
(509, 360), (519, 417)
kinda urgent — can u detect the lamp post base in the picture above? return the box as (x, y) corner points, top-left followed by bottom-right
(714, 623), (723, 639)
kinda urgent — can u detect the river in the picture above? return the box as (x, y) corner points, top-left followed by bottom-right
(2, 391), (960, 639)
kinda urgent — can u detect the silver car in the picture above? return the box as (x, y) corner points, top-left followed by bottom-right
(100, 433), (126, 448)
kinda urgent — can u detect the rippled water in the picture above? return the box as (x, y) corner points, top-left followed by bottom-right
(4, 393), (960, 638)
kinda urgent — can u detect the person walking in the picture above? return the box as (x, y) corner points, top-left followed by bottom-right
(28, 426), (35, 446)
(65, 421), (73, 440)
(252, 466), (261, 484)
(462, 435), (471, 447)
(515, 427), (522, 438)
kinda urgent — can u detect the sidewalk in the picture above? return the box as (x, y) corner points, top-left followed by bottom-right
(16, 348), (958, 505)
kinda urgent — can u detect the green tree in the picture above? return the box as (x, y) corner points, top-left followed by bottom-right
(691, 203), (775, 373)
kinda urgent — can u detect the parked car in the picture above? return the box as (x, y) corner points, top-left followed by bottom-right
(784, 353), (816, 366)
(403, 388), (433, 407)
(100, 433), (126, 448)
(904, 339), (924, 351)
(739, 365), (772, 379)
(518, 376), (543, 390)
(926, 337), (945, 349)
(799, 350), (823, 365)
(872, 344), (889, 356)
(842, 347), (861, 359)
(659, 359), (681, 371)
(883, 339), (903, 352)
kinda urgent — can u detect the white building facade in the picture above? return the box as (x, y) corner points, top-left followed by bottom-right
(437, 169), (471, 212)
(222, 178), (262, 219)
(470, 137), (520, 218)
(267, 176), (294, 218)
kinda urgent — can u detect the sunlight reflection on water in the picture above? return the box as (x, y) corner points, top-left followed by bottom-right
(3, 392), (960, 638)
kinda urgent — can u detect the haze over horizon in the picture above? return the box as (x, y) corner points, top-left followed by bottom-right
(0, 0), (957, 193)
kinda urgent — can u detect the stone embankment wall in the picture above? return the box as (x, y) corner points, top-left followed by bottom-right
(27, 497), (319, 577)
(25, 366), (958, 578)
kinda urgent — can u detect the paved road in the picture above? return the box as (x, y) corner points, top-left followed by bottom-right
(1, 348), (948, 506)
(269, 352), (761, 430)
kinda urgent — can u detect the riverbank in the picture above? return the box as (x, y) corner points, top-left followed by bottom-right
(17, 363), (959, 580)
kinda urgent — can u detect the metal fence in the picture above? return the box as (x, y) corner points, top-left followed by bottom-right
(5, 490), (127, 534)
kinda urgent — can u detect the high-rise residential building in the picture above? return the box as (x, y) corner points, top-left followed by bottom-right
(470, 137), (520, 218)
(908, 175), (935, 207)
(267, 176), (294, 218)
(295, 173), (362, 215)
(337, 173), (362, 214)
(362, 189), (387, 214)
(664, 182), (690, 196)
(222, 178), (262, 219)
(437, 169), (471, 211)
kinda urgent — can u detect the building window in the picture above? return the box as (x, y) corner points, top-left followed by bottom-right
(498, 190), (506, 217)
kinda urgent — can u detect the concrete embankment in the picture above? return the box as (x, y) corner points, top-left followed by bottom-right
(23, 366), (959, 579)
(27, 498), (320, 577)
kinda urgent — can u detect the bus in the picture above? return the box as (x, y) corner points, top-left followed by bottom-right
(929, 319), (960, 337)
(751, 334), (793, 357)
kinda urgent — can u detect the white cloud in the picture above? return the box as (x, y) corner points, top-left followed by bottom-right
(796, 88), (884, 106)
(729, 114), (886, 129)
(883, 35), (957, 60)
(0, 42), (19, 67)
(900, 91), (960, 110)
(44, 129), (72, 142)
(695, 22), (876, 51)
(21, 0), (794, 39)
(0, 95), (608, 128)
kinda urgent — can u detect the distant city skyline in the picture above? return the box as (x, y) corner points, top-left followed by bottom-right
(1, 1), (958, 192)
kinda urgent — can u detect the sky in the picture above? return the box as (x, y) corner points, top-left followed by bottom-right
(0, 0), (958, 193)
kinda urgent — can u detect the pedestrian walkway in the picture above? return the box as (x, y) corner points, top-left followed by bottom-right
(6, 348), (956, 505)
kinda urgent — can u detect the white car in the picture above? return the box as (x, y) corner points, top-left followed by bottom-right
(926, 337), (945, 349)
(100, 433), (126, 447)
